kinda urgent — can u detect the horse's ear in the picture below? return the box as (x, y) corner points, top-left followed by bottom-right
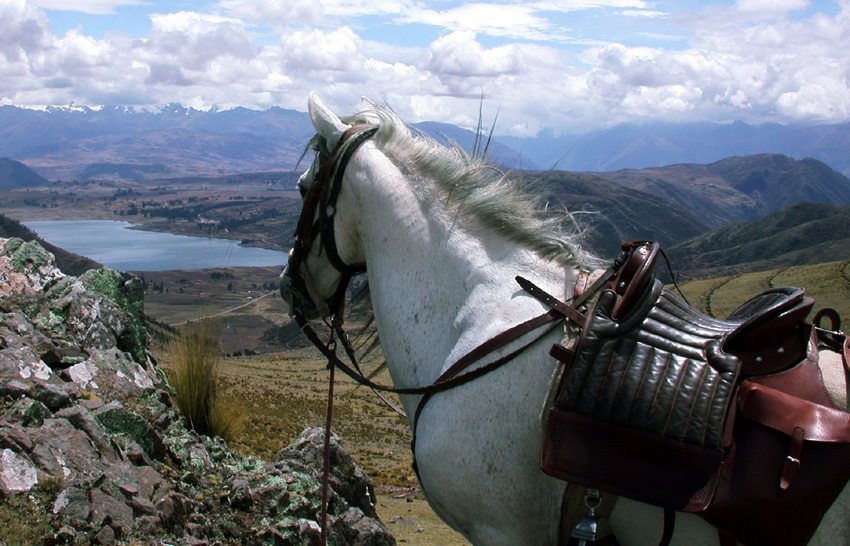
(308, 92), (348, 150)
(357, 96), (381, 125)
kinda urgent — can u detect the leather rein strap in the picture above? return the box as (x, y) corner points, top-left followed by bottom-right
(288, 124), (376, 546)
(293, 306), (569, 397)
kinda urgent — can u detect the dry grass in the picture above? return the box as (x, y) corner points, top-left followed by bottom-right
(164, 320), (244, 441)
(210, 352), (469, 545)
(678, 259), (850, 322)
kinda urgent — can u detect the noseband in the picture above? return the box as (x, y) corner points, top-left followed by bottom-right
(284, 124), (378, 318)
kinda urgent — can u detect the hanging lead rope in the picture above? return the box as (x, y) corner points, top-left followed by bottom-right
(319, 331), (337, 546)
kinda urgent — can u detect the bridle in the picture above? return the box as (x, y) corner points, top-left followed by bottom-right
(283, 124), (378, 321)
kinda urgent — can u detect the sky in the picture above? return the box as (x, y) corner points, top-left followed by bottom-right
(1, 0), (849, 135)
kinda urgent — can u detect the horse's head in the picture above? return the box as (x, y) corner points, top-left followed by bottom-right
(280, 92), (376, 321)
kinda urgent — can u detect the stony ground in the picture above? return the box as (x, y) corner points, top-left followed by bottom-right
(0, 237), (396, 545)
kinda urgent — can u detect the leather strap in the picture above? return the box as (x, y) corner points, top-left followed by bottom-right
(780, 426), (805, 490)
(515, 276), (586, 325)
(410, 315), (564, 486)
(660, 508), (675, 546)
(738, 381), (850, 443)
(294, 309), (563, 396)
(844, 336), (850, 403)
(319, 357), (336, 546)
(435, 309), (566, 384)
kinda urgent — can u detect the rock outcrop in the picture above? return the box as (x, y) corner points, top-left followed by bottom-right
(0, 237), (395, 545)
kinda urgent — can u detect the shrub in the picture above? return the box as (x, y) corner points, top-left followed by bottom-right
(166, 320), (242, 441)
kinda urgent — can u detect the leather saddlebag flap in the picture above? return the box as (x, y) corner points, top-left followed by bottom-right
(700, 379), (850, 546)
(541, 407), (724, 510)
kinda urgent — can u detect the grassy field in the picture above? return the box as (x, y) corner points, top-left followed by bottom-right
(676, 259), (850, 321)
(147, 258), (850, 545)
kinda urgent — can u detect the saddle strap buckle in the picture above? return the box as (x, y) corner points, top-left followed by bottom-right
(780, 426), (805, 490)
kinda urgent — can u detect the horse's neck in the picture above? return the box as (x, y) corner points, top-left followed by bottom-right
(347, 149), (572, 391)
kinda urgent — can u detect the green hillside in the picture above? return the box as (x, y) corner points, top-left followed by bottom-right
(596, 154), (850, 228)
(0, 157), (48, 188)
(676, 259), (850, 325)
(526, 170), (708, 258)
(668, 202), (850, 277)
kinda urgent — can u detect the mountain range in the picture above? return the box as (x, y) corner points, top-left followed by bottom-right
(589, 154), (850, 228)
(2, 104), (850, 180)
(498, 121), (850, 176)
(2, 154), (849, 276)
(2, 103), (850, 276)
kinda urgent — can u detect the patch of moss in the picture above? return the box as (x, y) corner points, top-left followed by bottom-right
(89, 352), (114, 372)
(3, 237), (24, 254)
(9, 239), (54, 273)
(44, 276), (75, 302)
(95, 405), (155, 456)
(60, 355), (85, 366)
(80, 268), (148, 364)
(36, 305), (69, 334)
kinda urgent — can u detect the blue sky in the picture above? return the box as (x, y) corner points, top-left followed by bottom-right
(3, 0), (850, 135)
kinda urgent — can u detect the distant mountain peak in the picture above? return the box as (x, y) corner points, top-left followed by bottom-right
(157, 103), (195, 115)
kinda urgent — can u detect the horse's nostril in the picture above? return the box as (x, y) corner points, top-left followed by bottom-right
(279, 271), (292, 299)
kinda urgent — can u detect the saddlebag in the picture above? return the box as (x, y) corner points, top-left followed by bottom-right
(539, 241), (850, 545)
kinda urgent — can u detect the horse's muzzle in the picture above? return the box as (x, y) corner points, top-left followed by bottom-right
(279, 263), (321, 320)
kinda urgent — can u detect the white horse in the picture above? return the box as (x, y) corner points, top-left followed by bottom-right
(281, 92), (850, 545)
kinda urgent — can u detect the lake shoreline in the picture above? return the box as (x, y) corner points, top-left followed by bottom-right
(5, 207), (283, 252)
(23, 219), (286, 272)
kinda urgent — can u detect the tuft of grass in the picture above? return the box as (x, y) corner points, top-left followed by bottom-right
(165, 320), (243, 441)
(0, 489), (56, 545)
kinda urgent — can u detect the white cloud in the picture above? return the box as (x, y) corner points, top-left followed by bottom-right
(215, 0), (323, 25)
(427, 31), (524, 77)
(400, 3), (567, 42)
(323, 0), (413, 18)
(0, 0), (52, 61)
(3, 0), (850, 134)
(532, 0), (649, 10)
(734, 0), (809, 15)
(279, 26), (364, 73)
(145, 12), (256, 74)
(620, 9), (666, 18)
(31, 0), (146, 15)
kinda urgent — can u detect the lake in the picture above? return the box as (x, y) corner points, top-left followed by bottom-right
(24, 220), (286, 272)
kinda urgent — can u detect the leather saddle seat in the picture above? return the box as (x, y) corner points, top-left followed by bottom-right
(606, 241), (814, 377)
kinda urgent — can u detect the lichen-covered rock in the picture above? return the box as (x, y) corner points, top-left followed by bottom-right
(0, 238), (65, 301)
(0, 237), (395, 545)
(278, 427), (381, 520)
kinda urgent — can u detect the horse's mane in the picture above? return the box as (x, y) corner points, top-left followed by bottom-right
(342, 103), (600, 270)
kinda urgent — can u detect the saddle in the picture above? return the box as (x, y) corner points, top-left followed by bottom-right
(534, 241), (850, 545)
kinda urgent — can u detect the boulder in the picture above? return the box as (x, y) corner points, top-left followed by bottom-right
(0, 237), (395, 545)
